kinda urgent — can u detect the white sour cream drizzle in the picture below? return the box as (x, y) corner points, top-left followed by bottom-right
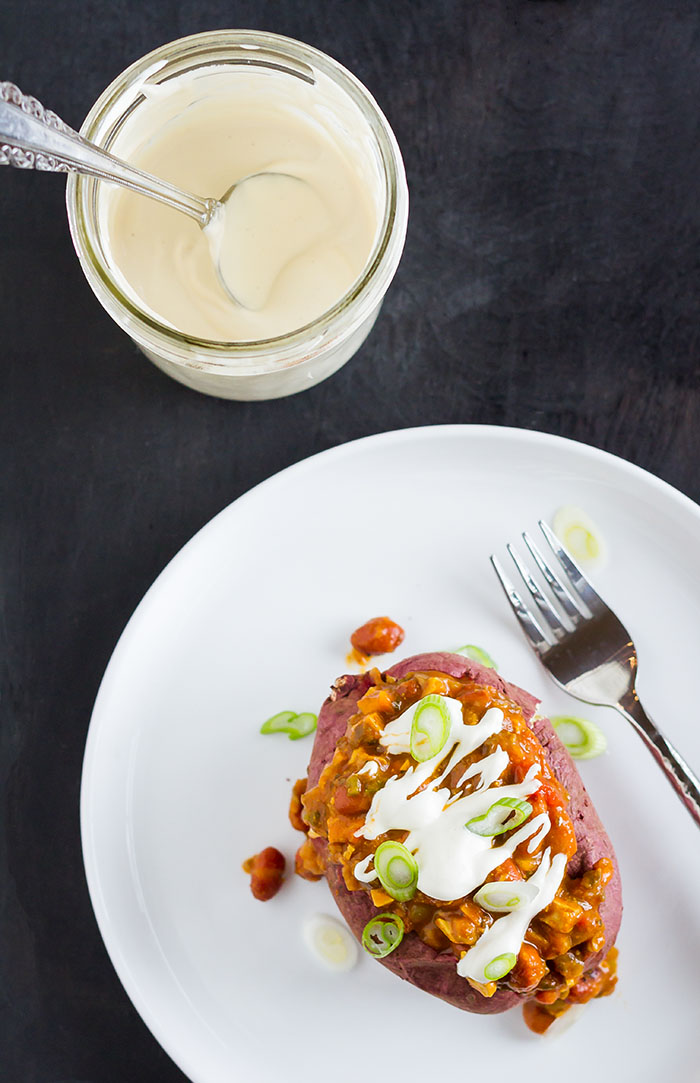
(457, 849), (567, 984)
(354, 694), (567, 984)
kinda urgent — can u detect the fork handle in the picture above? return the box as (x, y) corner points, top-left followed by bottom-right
(618, 691), (700, 828)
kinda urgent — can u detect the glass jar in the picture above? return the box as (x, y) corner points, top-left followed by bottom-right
(66, 30), (408, 400)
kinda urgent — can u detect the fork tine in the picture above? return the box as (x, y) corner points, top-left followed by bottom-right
(506, 543), (567, 640)
(522, 531), (585, 624)
(490, 554), (553, 655)
(538, 520), (605, 615)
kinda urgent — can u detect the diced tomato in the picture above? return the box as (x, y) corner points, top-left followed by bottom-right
(334, 784), (371, 815)
(511, 943), (548, 992)
(485, 858), (524, 883)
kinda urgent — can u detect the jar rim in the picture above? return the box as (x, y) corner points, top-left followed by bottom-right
(66, 29), (409, 374)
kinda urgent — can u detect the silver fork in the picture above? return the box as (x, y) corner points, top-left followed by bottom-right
(491, 520), (700, 828)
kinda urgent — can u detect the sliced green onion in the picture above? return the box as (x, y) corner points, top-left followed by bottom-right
(552, 505), (606, 568)
(466, 797), (533, 837)
(346, 774), (362, 796)
(374, 841), (419, 902)
(484, 952), (517, 981)
(473, 880), (538, 913)
(551, 715), (607, 759)
(260, 711), (295, 735)
(260, 710), (317, 741)
(410, 694), (451, 762)
(454, 644), (498, 669)
(303, 914), (358, 972)
(287, 713), (317, 740)
(361, 913), (405, 958)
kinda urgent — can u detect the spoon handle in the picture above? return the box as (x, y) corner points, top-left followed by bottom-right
(0, 82), (216, 227)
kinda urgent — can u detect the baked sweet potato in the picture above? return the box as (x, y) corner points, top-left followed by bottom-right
(303, 652), (622, 1016)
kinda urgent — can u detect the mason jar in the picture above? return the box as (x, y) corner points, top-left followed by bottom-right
(66, 30), (409, 400)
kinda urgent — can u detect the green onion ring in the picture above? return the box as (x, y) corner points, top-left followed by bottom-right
(551, 715), (607, 760)
(410, 694), (452, 762)
(260, 710), (317, 741)
(473, 880), (538, 913)
(466, 797), (533, 837)
(374, 841), (419, 902)
(552, 506), (605, 567)
(361, 913), (405, 958)
(484, 952), (517, 981)
(454, 644), (498, 669)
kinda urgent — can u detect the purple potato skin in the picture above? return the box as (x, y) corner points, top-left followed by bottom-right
(306, 652), (622, 1014)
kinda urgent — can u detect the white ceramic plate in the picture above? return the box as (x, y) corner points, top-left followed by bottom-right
(81, 426), (700, 1083)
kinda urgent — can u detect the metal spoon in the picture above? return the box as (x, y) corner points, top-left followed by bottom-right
(0, 81), (310, 308)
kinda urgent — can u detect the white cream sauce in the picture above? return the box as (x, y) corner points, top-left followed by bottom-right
(103, 67), (380, 341)
(355, 694), (567, 981)
(457, 848), (567, 984)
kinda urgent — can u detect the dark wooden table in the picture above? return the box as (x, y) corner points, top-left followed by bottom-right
(2, 1), (699, 1079)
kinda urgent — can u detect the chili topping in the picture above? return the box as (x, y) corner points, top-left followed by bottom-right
(296, 668), (614, 1022)
(243, 846), (286, 901)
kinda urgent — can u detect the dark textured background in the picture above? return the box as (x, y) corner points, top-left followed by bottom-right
(2, 1), (699, 1080)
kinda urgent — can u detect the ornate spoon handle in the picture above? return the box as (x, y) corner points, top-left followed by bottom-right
(0, 81), (217, 226)
(0, 82), (77, 171)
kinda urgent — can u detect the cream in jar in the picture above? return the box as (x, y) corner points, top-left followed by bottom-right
(103, 67), (381, 341)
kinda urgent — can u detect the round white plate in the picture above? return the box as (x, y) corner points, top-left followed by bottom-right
(81, 425), (700, 1083)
